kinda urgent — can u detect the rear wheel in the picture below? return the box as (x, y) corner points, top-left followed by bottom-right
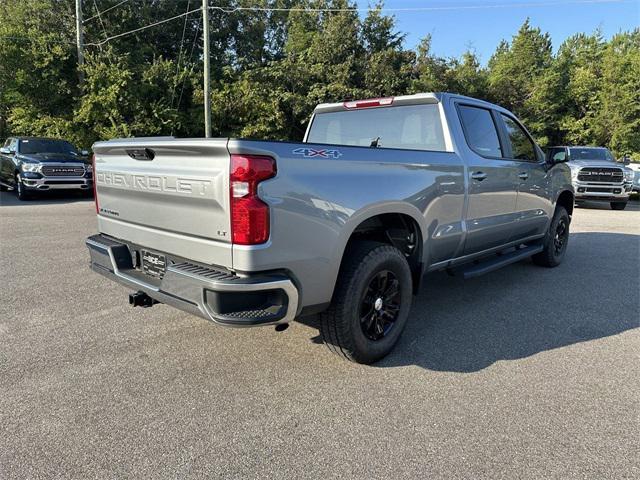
(610, 202), (627, 210)
(532, 206), (570, 267)
(319, 241), (413, 364)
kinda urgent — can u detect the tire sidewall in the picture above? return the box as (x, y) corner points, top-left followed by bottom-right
(16, 174), (24, 199)
(345, 250), (413, 363)
(547, 207), (570, 265)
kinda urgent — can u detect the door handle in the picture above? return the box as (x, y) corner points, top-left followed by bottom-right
(471, 171), (488, 181)
(518, 172), (529, 180)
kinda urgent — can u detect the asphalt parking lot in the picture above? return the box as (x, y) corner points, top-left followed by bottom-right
(1, 191), (638, 479)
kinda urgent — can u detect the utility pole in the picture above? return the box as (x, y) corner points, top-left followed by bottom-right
(75, 0), (85, 86)
(202, 0), (212, 137)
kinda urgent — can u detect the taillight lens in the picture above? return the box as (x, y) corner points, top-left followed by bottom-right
(230, 154), (276, 245)
(92, 154), (98, 214)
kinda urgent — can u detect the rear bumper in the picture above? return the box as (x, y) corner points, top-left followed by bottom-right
(86, 234), (298, 327)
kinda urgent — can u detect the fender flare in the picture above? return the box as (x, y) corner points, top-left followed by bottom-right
(326, 201), (428, 289)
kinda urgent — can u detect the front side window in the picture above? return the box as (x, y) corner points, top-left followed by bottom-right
(307, 104), (447, 152)
(501, 115), (536, 161)
(546, 147), (565, 162)
(457, 105), (502, 158)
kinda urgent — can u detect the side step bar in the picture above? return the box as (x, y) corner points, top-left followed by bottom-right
(461, 245), (544, 280)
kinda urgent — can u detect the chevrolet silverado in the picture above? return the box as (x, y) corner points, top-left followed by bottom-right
(86, 93), (574, 364)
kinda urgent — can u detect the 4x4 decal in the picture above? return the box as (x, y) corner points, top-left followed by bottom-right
(293, 147), (343, 159)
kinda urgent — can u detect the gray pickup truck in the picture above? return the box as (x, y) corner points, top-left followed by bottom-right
(86, 93), (574, 363)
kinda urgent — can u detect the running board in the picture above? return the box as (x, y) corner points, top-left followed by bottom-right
(461, 245), (543, 280)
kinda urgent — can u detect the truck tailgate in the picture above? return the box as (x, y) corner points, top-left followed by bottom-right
(92, 138), (232, 268)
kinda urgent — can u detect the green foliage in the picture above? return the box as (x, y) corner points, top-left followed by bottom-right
(0, 1), (638, 157)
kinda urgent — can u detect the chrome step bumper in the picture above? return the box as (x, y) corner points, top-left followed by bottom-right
(86, 234), (299, 327)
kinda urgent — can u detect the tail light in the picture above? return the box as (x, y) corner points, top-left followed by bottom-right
(92, 154), (98, 214)
(343, 97), (394, 109)
(230, 154), (276, 245)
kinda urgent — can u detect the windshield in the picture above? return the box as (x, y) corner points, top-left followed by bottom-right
(18, 139), (77, 155)
(307, 104), (447, 152)
(569, 147), (614, 162)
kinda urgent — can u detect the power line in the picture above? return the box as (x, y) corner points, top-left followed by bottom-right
(93, 0), (111, 44)
(84, 0), (129, 24)
(85, 6), (202, 47)
(173, 14), (202, 134)
(79, 0), (626, 48)
(169, 0), (193, 113)
(209, 0), (624, 13)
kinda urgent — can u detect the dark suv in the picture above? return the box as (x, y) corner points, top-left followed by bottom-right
(0, 137), (93, 200)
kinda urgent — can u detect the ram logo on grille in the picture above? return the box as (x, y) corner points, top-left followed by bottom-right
(577, 167), (624, 183)
(42, 166), (85, 177)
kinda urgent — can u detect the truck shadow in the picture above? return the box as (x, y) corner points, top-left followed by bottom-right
(0, 189), (93, 207)
(305, 232), (639, 372)
(577, 198), (640, 211)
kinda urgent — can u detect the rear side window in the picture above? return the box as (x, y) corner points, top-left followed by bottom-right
(500, 114), (537, 161)
(458, 105), (502, 158)
(307, 104), (446, 152)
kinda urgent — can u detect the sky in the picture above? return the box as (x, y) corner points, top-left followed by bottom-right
(360, 0), (640, 63)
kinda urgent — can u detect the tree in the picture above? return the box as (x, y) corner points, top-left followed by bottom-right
(0, 5), (637, 157)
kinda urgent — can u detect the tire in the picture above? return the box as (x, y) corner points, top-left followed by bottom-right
(532, 206), (570, 268)
(15, 173), (30, 201)
(319, 241), (413, 364)
(610, 202), (627, 210)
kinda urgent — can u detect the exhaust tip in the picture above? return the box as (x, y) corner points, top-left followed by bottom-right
(274, 323), (289, 332)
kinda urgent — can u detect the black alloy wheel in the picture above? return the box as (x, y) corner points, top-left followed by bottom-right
(359, 270), (401, 341)
(553, 217), (568, 256)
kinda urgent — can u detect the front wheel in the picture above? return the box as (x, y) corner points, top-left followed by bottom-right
(532, 206), (570, 267)
(15, 173), (30, 201)
(610, 202), (627, 210)
(319, 241), (413, 364)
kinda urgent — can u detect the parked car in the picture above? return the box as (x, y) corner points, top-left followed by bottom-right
(546, 146), (634, 210)
(86, 92), (574, 364)
(623, 159), (640, 195)
(0, 137), (93, 200)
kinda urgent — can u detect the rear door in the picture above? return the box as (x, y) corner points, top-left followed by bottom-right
(93, 138), (233, 267)
(497, 113), (552, 240)
(456, 104), (520, 255)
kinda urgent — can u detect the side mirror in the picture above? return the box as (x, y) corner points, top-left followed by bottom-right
(552, 151), (567, 163)
(0, 147), (10, 154)
(622, 153), (631, 165)
(81, 150), (90, 157)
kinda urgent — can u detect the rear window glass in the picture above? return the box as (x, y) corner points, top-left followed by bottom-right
(307, 104), (447, 152)
(458, 105), (502, 158)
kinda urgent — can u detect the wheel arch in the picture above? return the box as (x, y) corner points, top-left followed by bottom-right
(333, 203), (427, 295)
(556, 189), (574, 219)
